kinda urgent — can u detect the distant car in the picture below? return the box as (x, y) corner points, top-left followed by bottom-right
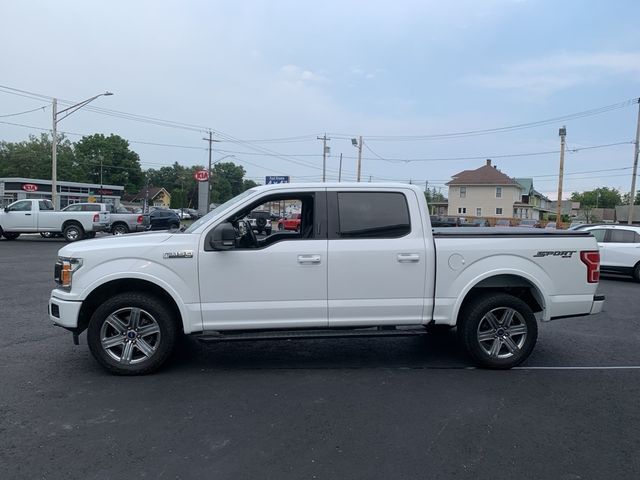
(545, 222), (557, 230)
(278, 213), (302, 231)
(466, 218), (490, 227)
(147, 209), (180, 231)
(246, 210), (272, 235)
(430, 216), (460, 227)
(172, 209), (191, 220)
(583, 224), (640, 281)
(518, 219), (540, 228)
(495, 219), (511, 227)
(185, 208), (200, 219)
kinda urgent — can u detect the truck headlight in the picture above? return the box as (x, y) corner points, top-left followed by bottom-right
(55, 257), (83, 289)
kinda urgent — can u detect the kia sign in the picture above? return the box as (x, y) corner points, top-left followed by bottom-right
(265, 176), (290, 184)
(194, 170), (209, 182)
(22, 184), (38, 192)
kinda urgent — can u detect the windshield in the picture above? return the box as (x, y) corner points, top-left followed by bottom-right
(184, 189), (256, 233)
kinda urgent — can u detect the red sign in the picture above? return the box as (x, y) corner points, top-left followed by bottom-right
(194, 170), (209, 182)
(22, 184), (38, 192)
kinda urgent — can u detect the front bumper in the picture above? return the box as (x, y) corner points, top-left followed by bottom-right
(590, 294), (605, 315)
(48, 293), (82, 328)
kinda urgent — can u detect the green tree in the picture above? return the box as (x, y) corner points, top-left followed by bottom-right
(0, 133), (75, 180)
(74, 134), (144, 193)
(424, 187), (447, 203)
(569, 187), (621, 209)
(622, 191), (640, 205)
(211, 162), (253, 203)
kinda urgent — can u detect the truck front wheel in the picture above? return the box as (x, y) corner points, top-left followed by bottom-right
(457, 293), (538, 369)
(2, 232), (20, 240)
(87, 292), (178, 375)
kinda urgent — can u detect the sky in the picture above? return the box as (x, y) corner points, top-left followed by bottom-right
(1, 0), (640, 199)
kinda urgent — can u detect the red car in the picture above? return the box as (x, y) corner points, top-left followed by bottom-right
(278, 213), (301, 231)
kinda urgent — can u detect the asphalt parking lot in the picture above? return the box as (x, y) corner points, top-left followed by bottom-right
(1, 235), (639, 479)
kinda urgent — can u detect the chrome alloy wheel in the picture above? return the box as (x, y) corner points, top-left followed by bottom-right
(100, 307), (161, 365)
(476, 307), (528, 359)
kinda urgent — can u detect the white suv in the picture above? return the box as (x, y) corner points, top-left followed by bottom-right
(583, 225), (640, 281)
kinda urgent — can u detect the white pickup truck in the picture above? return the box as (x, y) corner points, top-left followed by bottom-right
(48, 183), (604, 375)
(1, 199), (111, 242)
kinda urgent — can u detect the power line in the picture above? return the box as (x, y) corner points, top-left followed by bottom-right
(330, 98), (638, 141)
(0, 105), (48, 118)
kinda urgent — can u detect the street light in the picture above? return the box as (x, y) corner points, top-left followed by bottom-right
(51, 91), (113, 208)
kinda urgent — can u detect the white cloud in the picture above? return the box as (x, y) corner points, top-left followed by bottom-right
(469, 52), (640, 95)
(279, 64), (327, 85)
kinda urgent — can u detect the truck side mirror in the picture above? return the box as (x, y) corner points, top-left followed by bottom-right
(209, 222), (236, 250)
(4, 207), (9, 213)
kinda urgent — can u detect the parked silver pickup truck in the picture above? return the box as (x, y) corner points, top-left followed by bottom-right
(63, 203), (148, 235)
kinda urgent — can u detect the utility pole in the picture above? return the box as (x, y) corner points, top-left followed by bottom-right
(338, 153), (343, 182)
(203, 130), (220, 212)
(556, 126), (567, 226)
(317, 134), (330, 182)
(356, 136), (363, 182)
(51, 98), (58, 208)
(99, 155), (104, 203)
(628, 98), (640, 224)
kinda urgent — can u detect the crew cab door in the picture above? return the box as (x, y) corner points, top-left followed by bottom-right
(602, 228), (640, 269)
(198, 190), (328, 330)
(326, 189), (427, 326)
(2, 200), (36, 231)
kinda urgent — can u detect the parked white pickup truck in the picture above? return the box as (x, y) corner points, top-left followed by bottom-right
(48, 183), (604, 375)
(0, 199), (110, 242)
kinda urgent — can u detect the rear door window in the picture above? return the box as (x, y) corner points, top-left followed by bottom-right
(336, 192), (410, 238)
(607, 229), (638, 243)
(589, 229), (607, 242)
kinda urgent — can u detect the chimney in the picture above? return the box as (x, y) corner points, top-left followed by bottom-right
(486, 159), (491, 167)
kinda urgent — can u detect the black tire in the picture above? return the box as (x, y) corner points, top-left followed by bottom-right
(87, 292), (179, 375)
(63, 223), (84, 242)
(169, 222), (179, 230)
(278, 223), (284, 231)
(633, 263), (640, 282)
(2, 232), (20, 240)
(265, 228), (272, 235)
(457, 293), (538, 369)
(112, 223), (129, 235)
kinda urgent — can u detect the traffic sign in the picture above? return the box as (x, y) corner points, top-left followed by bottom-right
(194, 170), (209, 182)
(265, 176), (290, 184)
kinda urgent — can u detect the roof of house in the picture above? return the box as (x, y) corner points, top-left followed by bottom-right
(447, 160), (519, 186)
(122, 186), (170, 203)
(515, 178), (533, 194)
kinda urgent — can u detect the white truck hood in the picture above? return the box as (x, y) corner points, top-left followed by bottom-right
(57, 232), (176, 258)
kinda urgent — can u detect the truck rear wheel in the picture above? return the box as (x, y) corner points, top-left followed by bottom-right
(87, 292), (178, 375)
(63, 223), (84, 242)
(112, 223), (129, 235)
(457, 293), (537, 369)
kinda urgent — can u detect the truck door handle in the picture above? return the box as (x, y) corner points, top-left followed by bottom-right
(297, 254), (321, 265)
(25, 213), (32, 216)
(397, 253), (420, 263)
